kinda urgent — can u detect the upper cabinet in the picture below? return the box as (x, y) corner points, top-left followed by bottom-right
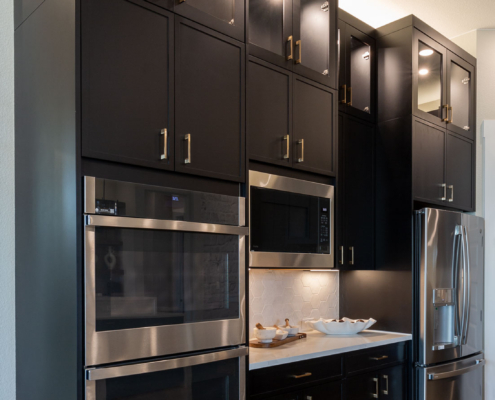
(248, 0), (337, 88)
(338, 14), (376, 122)
(148, 0), (245, 41)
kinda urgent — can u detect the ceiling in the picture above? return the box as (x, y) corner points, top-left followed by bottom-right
(339, 0), (495, 39)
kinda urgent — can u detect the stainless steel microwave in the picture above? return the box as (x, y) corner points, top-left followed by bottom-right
(249, 171), (334, 269)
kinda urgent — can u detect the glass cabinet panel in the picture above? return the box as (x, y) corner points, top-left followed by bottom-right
(349, 35), (371, 114)
(186, 0), (235, 25)
(298, 0), (330, 75)
(249, 0), (284, 56)
(417, 41), (443, 119)
(449, 61), (471, 131)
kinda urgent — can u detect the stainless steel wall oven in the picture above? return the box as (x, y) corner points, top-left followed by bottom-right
(84, 177), (247, 366)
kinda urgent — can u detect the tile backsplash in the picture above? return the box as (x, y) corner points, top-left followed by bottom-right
(249, 270), (339, 338)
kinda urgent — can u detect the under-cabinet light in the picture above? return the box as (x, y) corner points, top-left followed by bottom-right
(419, 69), (429, 75)
(419, 49), (434, 56)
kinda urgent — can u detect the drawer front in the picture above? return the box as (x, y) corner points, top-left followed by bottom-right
(345, 343), (406, 375)
(250, 355), (342, 397)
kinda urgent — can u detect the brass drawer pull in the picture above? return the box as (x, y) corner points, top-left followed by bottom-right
(449, 105), (454, 124)
(372, 377), (379, 398)
(370, 355), (389, 361)
(349, 246), (354, 265)
(284, 135), (290, 159)
(448, 185), (454, 202)
(442, 104), (449, 122)
(160, 128), (168, 160)
(341, 84), (347, 104)
(339, 246), (344, 265)
(441, 183), (447, 201)
(295, 40), (302, 64)
(184, 134), (191, 164)
(347, 86), (352, 106)
(287, 36), (294, 61)
(297, 139), (304, 163)
(383, 374), (389, 395)
(291, 372), (312, 379)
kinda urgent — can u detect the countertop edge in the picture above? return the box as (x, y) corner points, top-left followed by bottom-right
(249, 331), (412, 371)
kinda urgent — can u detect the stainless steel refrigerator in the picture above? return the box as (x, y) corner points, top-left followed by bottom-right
(415, 208), (484, 400)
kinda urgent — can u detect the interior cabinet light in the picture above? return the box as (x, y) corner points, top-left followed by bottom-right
(362, 51), (370, 60)
(419, 69), (429, 75)
(419, 49), (434, 56)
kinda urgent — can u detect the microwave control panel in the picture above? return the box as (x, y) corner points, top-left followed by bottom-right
(318, 198), (331, 253)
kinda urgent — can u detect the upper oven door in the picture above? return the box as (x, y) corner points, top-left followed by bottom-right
(249, 171), (334, 269)
(84, 178), (247, 366)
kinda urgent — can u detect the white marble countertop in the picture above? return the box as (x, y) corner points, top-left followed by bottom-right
(249, 330), (412, 370)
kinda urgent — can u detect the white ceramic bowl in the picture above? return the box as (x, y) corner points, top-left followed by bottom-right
(284, 325), (300, 336)
(253, 327), (277, 343)
(274, 329), (289, 340)
(308, 317), (377, 335)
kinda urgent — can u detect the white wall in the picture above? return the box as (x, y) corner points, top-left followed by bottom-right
(0, 0), (16, 398)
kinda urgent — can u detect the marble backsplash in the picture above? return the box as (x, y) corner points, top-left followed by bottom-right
(249, 269), (339, 338)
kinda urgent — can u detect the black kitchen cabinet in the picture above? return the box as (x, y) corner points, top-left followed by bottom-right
(248, 0), (337, 88)
(298, 381), (341, 400)
(345, 365), (405, 400)
(338, 11), (376, 122)
(175, 17), (245, 182)
(293, 75), (337, 176)
(346, 370), (378, 399)
(339, 113), (374, 269)
(446, 133), (474, 210)
(82, 0), (175, 171)
(247, 58), (336, 176)
(148, 0), (245, 41)
(247, 57), (292, 167)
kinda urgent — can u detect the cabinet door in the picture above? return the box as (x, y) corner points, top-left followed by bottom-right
(292, 0), (337, 88)
(247, 57), (292, 166)
(346, 371), (379, 400)
(175, 17), (245, 182)
(248, 0), (293, 70)
(379, 365), (405, 400)
(345, 25), (376, 122)
(293, 75), (337, 176)
(446, 51), (475, 140)
(82, 0), (174, 170)
(299, 381), (341, 400)
(412, 118), (446, 204)
(338, 19), (347, 114)
(341, 114), (374, 270)
(446, 133), (474, 211)
(171, 0), (244, 41)
(413, 29), (448, 129)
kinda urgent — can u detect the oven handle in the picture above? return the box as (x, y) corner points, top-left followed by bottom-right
(85, 214), (249, 236)
(86, 347), (248, 381)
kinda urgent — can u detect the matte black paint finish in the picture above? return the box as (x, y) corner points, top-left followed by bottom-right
(247, 57), (292, 166)
(293, 74), (337, 176)
(175, 17), (246, 182)
(446, 133), (474, 211)
(339, 114), (374, 270)
(82, 0), (175, 172)
(15, 0), (80, 398)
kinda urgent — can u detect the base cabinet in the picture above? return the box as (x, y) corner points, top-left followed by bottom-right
(345, 365), (405, 400)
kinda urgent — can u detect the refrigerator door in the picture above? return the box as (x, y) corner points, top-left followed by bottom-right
(460, 214), (484, 358)
(417, 354), (484, 400)
(418, 208), (462, 365)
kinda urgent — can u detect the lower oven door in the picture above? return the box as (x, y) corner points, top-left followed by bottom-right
(85, 347), (247, 400)
(85, 215), (247, 366)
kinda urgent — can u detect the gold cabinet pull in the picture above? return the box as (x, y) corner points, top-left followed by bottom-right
(295, 40), (302, 64)
(347, 86), (352, 106)
(448, 185), (454, 202)
(370, 355), (389, 361)
(339, 246), (344, 265)
(287, 36), (294, 61)
(161, 129), (169, 160)
(383, 375), (389, 395)
(297, 139), (304, 162)
(372, 377), (379, 398)
(441, 183), (447, 201)
(283, 135), (290, 159)
(449, 105), (454, 124)
(184, 134), (191, 164)
(349, 246), (354, 265)
(341, 84), (347, 104)
(442, 104), (450, 122)
(290, 372), (312, 379)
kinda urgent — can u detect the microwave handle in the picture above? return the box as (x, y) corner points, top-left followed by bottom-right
(87, 347), (248, 381)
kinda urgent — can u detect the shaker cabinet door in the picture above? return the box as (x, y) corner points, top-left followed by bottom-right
(379, 365), (405, 400)
(446, 133), (474, 211)
(247, 57), (292, 166)
(82, 0), (174, 171)
(412, 118), (446, 205)
(345, 371), (379, 400)
(293, 75), (337, 176)
(175, 17), (245, 182)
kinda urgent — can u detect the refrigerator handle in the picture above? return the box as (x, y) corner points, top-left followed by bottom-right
(453, 226), (462, 342)
(462, 226), (471, 345)
(428, 359), (484, 380)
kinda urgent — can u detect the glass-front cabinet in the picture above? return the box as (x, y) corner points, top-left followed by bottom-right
(248, 0), (337, 88)
(413, 29), (475, 140)
(338, 21), (376, 122)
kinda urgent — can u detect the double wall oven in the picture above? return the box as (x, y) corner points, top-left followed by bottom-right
(84, 177), (248, 399)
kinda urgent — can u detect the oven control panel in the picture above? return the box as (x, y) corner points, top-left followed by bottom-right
(318, 198), (331, 253)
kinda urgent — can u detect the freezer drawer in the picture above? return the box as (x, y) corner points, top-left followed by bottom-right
(417, 354), (484, 400)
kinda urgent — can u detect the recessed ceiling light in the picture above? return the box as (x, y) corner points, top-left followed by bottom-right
(419, 49), (434, 57)
(419, 69), (429, 75)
